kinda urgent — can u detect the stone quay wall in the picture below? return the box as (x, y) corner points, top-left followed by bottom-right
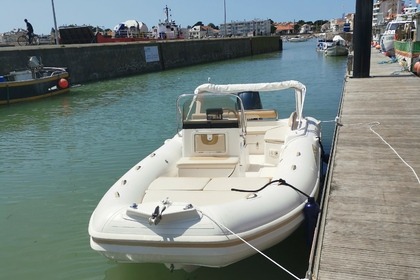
(0, 36), (282, 85)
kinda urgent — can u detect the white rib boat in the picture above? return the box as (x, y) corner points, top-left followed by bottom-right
(88, 80), (323, 271)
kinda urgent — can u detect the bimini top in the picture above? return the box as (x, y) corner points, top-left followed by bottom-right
(194, 80), (307, 122)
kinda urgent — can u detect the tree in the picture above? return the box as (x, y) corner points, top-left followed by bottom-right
(193, 21), (204, 27)
(270, 25), (276, 34)
(208, 23), (218, 30)
(313, 20), (329, 32)
(314, 20), (328, 26)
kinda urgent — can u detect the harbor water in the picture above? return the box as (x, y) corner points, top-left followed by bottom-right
(0, 39), (347, 280)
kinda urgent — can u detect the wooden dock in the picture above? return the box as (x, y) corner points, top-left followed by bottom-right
(309, 51), (420, 279)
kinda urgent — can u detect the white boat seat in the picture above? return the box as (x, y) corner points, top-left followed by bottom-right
(142, 190), (251, 206)
(258, 167), (279, 179)
(177, 156), (238, 168)
(177, 156), (239, 177)
(142, 177), (272, 205)
(203, 177), (271, 191)
(263, 112), (297, 144)
(246, 125), (279, 135)
(148, 177), (211, 191)
(264, 125), (290, 144)
(244, 109), (278, 120)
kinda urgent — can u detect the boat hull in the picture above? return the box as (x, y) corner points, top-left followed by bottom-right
(90, 203), (306, 269)
(380, 33), (395, 57)
(316, 40), (333, 52)
(324, 45), (348, 56)
(288, 37), (308, 42)
(394, 40), (420, 72)
(0, 72), (70, 105)
(95, 32), (152, 43)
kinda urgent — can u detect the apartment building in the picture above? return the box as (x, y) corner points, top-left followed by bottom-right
(220, 19), (271, 37)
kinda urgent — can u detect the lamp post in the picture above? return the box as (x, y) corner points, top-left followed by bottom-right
(224, 0), (227, 36)
(51, 0), (59, 45)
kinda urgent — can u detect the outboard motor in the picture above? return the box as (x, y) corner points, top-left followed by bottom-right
(237, 91), (263, 110)
(28, 56), (41, 70)
(27, 56), (43, 78)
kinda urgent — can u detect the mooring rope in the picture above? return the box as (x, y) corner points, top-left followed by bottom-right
(367, 121), (420, 184)
(198, 210), (307, 280)
(332, 119), (420, 185)
(231, 178), (310, 198)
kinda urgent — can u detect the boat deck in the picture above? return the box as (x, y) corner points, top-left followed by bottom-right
(310, 51), (420, 279)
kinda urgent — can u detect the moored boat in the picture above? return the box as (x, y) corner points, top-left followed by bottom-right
(0, 56), (70, 105)
(96, 20), (151, 43)
(324, 35), (349, 56)
(394, 40), (420, 71)
(380, 5), (418, 57)
(95, 6), (183, 43)
(394, 11), (420, 72)
(152, 5), (184, 39)
(316, 38), (334, 52)
(288, 35), (309, 42)
(88, 80), (323, 271)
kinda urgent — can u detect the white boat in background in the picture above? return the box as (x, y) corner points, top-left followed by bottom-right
(152, 5), (183, 39)
(89, 80), (323, 271)
(316, 38), (334, 52)
(288, 35), (309, 42)
(324, 35), (349, 56)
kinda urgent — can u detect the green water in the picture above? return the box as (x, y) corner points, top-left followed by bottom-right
(0, 39), (346, 280)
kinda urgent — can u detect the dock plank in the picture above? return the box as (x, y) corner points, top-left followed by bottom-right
(311, 51), (420, 280)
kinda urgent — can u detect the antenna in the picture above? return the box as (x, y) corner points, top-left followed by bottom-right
(164, 5), (171, 23)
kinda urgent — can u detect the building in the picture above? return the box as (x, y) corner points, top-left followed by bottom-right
(299, 24), (312, 34)
(189, 25), (218, 39)
(372, 0), (405, 24)
(373, 0), (385, 27)
(328, 13), (353, 33)
(220, 19), (271, 37)
(274, 22), (295, 35)
(386, 0), (406, 20)
(371, 0), (405, 44)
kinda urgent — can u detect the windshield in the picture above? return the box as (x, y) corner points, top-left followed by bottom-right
(389, 23), (400, 31)
(176, 93), (245, 131)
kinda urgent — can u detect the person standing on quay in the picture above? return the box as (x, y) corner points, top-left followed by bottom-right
(24, 19), (34, 44)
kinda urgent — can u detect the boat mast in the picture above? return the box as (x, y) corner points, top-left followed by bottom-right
(164, 5), (170, 24)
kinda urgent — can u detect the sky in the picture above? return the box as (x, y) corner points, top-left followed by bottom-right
(1, 0), (357, 35)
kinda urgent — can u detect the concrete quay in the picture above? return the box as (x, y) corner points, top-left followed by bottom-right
(309, 51), (420, 279)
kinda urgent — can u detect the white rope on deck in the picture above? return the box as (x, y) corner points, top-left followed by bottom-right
(324, 118), (420, 185)
(368, 121), (420, 185)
